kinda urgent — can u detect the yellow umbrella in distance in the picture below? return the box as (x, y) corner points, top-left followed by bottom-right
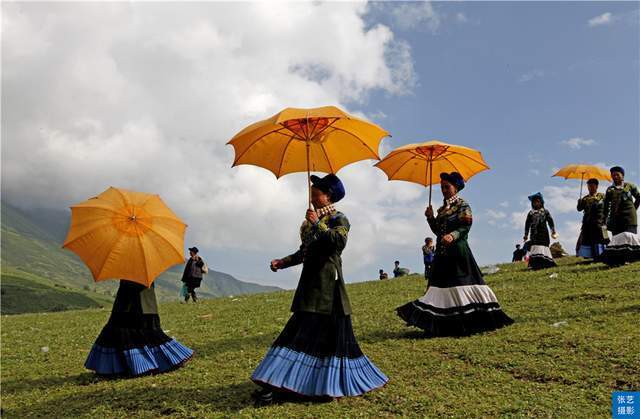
(374, 140), (490, 205)
(552, 164), (612, 198)
(63, 187), (187, 287)
(227, 106), (389, 207)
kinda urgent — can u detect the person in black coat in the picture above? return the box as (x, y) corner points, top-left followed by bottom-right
(181, 247), (205, 302)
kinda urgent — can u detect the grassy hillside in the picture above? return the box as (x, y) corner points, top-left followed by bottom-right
(1, 202), (279, 312)
(1, 257), (638, 418)
(1, 270), (112, 315)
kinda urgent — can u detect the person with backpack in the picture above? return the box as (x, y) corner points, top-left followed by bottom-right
(181, 246), (207, 302)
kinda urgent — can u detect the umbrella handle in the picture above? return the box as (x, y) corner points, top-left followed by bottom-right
(579, 173), (584, 200)
(306, 141), (312, 209)
(428, 150), (433, 207)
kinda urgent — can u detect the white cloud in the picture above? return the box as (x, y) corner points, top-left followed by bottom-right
(529, 169), (541, 176)
(486, 209), (507, 226)
(588, 12), (614, 27)
(560, 137), (597, 149)
(518, 69), (544, 83)
(389, 2), (441, 33)
(499, 201), (509, 208)
(455, 13), (468, 23)
(542, 185), (580, 214)
(1, 2), (418, 288)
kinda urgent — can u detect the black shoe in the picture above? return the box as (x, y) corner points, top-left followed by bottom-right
(252, 389), (275, 405)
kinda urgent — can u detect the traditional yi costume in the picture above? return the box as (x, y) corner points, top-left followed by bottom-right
(251, 174), (388, 398)
(524, 192), (557, 270)
(576, 186), (607, 259)
(601, 166), (640, 265)
(396, 172), (514, 337)
(85, 280), (193, 376)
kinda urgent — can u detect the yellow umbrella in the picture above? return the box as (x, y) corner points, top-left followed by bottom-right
(63, 187), (187, 287)
(374, 140), (490, 205)
(227, 106), (389, 207)
(552, 164), (612, 198)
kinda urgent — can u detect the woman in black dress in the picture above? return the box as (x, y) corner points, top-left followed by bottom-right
(524, 192), (558, 269)
(85, 280), (193, 376)
(251, 174), (387, 402)
(396, 172), (513, 337)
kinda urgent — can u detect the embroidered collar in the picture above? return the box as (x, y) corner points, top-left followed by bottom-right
(444, 194), (460, 209)
(316, 204), (336, 218)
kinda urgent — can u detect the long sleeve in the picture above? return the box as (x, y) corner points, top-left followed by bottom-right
(603, 188), (612, 223)
(577, 198), (585, 212)
(524, 212), (532, 237)
(449, 203), (472, 242)
(546, 210), (556, 232)
(631, 184), (640, 209)
(427, 215), (438, 235)
(281, 246), (304, 268)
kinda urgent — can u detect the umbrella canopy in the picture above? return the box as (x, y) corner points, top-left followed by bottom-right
(63, 187), (187, 287)
(374, 140), (490, 204)
(227, 106), (389, 206)
(553, 164), (612, 197)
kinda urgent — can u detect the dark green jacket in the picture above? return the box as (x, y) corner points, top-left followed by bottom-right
(281, 211), (352, 315)
(604, 182), (640, 234)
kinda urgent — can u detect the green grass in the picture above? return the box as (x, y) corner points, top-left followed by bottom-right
(1, 257), (638, 418)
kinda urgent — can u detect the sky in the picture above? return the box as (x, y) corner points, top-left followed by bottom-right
(2, 2), (639, 289)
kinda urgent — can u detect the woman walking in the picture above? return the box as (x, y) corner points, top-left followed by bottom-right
(576, 178), (608, 259)
(396, 172), (513, 337)
(602, 166), (640, 265)
(524, 192), (558, 269)
(251, 174), (388, 403)
(85, 280), (194, 376)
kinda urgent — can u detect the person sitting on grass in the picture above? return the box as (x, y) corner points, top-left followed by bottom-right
(379, 269), (389, 280)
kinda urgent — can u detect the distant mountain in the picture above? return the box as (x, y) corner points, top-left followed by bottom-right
(0, 202), (280, 313)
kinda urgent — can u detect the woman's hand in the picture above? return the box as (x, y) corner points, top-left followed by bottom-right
(270, 259), (284, 272)
(523, 235), (528, 242)
(551, 231), (558, 240)
(442, 234), (455, 246)
(306, 209), (319, 224)
(425, 205), (434, 219)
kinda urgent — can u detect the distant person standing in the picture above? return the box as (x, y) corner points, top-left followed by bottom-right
(602, 166), (640, 265)
(422, 237), (435, 283)
(393, 261), (410, 278)
(524, 192), (558, 270)
(181, 247), (207, 302)
(512, 244), (526, 262)
(379, 269), (389, 280)
(576, 178), (608, 259)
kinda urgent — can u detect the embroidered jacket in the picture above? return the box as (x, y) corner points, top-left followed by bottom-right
(281, 210), (352, 315)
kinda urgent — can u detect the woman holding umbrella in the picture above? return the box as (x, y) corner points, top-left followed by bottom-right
(576, 178), (608, 259)
(251, 174), (388, 402)
(64, 187), (194, 377)
(396, 172), (514, 337)
(601, 166), (640, 265)
(524, 192), (558, 270)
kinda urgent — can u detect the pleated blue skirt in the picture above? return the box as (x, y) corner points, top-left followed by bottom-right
(251, 311), (388, 397)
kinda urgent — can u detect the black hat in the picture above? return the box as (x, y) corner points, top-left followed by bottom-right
(610, 166), (625, 176)
(587, 178), (599, 186)
(310, 173), (346, 203)
(188, 247), (199, 253)
(440, 171), (465, 191)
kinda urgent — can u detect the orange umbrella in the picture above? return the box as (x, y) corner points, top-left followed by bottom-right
(375, 140), (490, 205)
(63, 187), (186, 287)
(227, 106), (389, 207)
(552, 164), (612, 198)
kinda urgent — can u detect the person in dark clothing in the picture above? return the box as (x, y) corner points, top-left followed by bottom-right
(85, 280), (193, 376)
(422, 237), (435, 284)
(379, 269), (389, 280)
(181, 247), (206, 302)
(251, 173), (387, 403)
(512, 244), (526, 262)
(524, 192), (558, 269)
(576, 178), (608, 259)
(393, 261), (410, 277)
